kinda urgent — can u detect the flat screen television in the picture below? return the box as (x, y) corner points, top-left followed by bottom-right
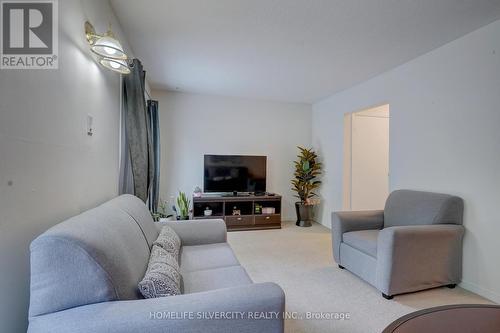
(204, 155), (266, 193)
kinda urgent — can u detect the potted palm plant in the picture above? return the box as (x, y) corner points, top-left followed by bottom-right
(291, 147), (322, 227)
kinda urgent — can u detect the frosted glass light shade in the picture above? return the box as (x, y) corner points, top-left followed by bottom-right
(99, 58), (130, 74)
(91, 36), (127, 60)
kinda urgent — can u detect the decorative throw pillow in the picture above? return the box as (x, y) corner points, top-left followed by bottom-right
(138, 244), (181, 298)
(153, 225), (181, 259)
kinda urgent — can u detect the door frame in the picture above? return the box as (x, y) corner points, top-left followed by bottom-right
(342, 103), (390, 210)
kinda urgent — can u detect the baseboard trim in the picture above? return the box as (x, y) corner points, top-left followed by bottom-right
(460, 280), (500, 304)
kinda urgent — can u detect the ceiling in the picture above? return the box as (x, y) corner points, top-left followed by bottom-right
(111, 0), (500, 104)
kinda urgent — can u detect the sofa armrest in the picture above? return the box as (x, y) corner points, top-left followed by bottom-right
(156, 219), (227, 246)
(331, 210), (384, 263)
(376, 224), (465, 295)
(28, 282), (285, 333)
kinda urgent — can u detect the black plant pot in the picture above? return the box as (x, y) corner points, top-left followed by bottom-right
(295, 202), (314, 227)
(177, 216), (190, 221)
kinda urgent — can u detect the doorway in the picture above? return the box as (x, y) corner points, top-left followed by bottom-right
(343, 104), (390, 210)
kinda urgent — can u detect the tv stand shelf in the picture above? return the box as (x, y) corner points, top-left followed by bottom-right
(193, 194), (282, 231)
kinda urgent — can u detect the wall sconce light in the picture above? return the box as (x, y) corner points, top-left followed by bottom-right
(85, 21), (131, 74)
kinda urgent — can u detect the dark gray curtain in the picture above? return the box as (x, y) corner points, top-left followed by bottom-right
(147, 100), (160, 212)
(120, 59), (153, 202)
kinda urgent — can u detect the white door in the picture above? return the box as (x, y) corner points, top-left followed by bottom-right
(349, 106), (389, 210)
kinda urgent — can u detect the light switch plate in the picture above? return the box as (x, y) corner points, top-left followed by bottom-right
(87, 114), (94, 136)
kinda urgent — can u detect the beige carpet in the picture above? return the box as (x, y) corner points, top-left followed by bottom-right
(227, 221), (492, 333)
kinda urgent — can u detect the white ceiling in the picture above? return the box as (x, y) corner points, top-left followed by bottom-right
(111, 0), (500, 104)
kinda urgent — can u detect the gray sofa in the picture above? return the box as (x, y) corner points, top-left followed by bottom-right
(28, 195), (285, 333)
(332, 189), (464, 299)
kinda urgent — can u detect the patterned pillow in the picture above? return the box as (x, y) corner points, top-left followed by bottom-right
(138, 244), (181, 298)
(153, 225), (181, 259)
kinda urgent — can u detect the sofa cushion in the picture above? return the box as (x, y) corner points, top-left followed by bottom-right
(29, 201), (150, 317)
(343, 230), (379, 258)
(182, 266), (253, 294)
(153, 226), (181, 259)
(138, 245), (181, 298)
(384, 190), (464, 227)
(107, 194), (160, 248)
(180, 243), (240, 273)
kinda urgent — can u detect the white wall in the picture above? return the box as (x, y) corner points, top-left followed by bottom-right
(0, 1), (131, 331)
(312, 19), (500, 302)
(153, 90), (312, 221)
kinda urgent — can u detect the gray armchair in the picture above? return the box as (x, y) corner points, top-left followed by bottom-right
(332, 190), (464, 299)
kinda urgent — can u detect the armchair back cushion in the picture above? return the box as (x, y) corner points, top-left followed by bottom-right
(384, 190), (464, 228)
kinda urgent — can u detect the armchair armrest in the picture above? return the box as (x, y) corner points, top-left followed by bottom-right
(28, 282), (285, 333)
(376, 224), (464, 295)
(331, 210), (384, 263)
(156, 219), (227, 246)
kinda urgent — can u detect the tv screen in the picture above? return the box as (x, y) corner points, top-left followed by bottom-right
(204, 155), (267, 193)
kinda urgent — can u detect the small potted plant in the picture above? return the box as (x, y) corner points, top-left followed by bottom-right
(174, 191), (191, 220)
(291, 147), (322, 227)
(151, 198), (173, 222)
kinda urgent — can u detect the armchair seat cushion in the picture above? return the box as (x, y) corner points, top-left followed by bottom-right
(179, 243), (240, 273)
(182, 266), (253, 294)
(343, 230), (379, 258)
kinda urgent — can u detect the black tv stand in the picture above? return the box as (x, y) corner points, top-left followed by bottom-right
(192, 193), (282, 231)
